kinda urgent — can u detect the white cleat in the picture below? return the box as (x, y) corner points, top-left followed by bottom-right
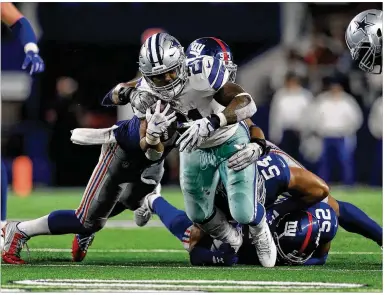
(249, 218), (277, 267)
(134, 193), (154, 227)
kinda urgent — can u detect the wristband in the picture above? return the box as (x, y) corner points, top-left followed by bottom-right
(146, 133), (160, 145)
(207, 113), (227, 129)
(24, 42), (39, 54)
(251, 138), (269, 155)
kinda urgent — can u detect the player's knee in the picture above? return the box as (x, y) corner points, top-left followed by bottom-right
(228, 191), (255, 224)
(186, 209), (207, 224)
(229, 207), (253, 225)
(83, 218), (107, 233)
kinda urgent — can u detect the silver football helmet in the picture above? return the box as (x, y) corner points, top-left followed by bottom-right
(138, 33), (188, 101)
(345, 9), (383, 74)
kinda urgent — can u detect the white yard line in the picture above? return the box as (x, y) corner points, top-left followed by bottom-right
(12, 279), (365, 290)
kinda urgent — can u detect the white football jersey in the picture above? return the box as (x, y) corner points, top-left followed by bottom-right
(134, 56), (239, 148)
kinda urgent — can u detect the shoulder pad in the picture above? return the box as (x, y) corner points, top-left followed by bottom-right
(186, 56), (230, 92)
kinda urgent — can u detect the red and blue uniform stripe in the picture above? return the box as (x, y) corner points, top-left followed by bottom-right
(75, 143), (118, 223)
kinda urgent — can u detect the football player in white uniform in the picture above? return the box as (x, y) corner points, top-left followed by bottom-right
(109, 33), (276, 267)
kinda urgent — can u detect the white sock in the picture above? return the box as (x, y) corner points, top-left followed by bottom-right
(17, 215), (51, 237)
(148, 194), (161, 211)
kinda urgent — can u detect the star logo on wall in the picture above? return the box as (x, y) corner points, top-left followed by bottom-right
(354, 15), (374, 35)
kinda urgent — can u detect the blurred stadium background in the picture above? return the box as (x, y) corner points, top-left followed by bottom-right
(1, 2), (383, 292)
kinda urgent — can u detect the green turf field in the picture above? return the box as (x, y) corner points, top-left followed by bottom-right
(1, 187), (383, 292)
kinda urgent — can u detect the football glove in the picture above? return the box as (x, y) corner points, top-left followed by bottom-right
(145, 100), (176, 145)
(176, 117), (215, 153)
(189, 245), (238, 267)
(22, 51), (45, 75)
(228, 139), (270, 171)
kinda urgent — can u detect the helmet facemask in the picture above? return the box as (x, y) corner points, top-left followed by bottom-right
(274, 232), (316, 265)
(225, 61), (238, 83)
(351, 38), (382, 74)
(141, 54), (188, 102)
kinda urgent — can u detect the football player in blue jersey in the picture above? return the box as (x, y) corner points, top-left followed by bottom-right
(1, 3), (45, 74)
(231, 121), (382, 249)
(133, 147), (336, 266)
(1, 2), (45, 242)
(1, 101), (178, 264)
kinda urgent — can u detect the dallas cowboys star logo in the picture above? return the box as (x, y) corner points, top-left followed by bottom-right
(354, 15), (374, 35)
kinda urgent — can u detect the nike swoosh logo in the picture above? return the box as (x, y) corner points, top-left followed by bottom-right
(206, 60), (211, 68)
(154, 121), (166, 126)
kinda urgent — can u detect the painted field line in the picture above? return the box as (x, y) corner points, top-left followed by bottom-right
(2, 264), (382, 272)
(13, 279), (365, 290)
(27, 248), (382, 255)
(21, 279), (365, 287)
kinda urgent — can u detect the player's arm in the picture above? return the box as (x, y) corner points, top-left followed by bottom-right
(139, 118), (165, 161)
(1, 2), (23, 25)
(211, 82), (257, 126)
(101, 80), (139, 106)
(303, 242), (330, 265)
(189, 225), (238, 266)
(176, 57), (257, 152)
(138, 100), (176, 161)
(287, 167), (329, 205)
(227, 119), (270, 171)
(1, 2), (44, 74)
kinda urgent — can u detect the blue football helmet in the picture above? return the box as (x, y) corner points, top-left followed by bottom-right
(272, 211), (321, 265)
(186, 37), (237, 82)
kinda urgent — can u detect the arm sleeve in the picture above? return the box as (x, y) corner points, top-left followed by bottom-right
(303, 253), (328, 266)
(10, 17), (38, 49)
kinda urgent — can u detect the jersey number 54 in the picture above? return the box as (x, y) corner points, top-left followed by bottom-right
(257, 156), (281, 180)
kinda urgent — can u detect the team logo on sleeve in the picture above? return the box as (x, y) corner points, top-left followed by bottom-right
(189, 42), (205, 57)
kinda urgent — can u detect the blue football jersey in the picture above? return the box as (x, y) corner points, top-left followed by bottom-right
(306, 202), (338, 244)
(256, 153), (291, 207)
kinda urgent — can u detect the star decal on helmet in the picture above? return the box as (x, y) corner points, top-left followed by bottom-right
(354, 15), (374, 35)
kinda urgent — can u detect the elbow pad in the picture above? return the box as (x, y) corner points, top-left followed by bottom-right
(145, 148), (163, 161)
(234, 93), (257, 121)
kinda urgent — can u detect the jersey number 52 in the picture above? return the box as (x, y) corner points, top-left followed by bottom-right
(257, 156), (281, 180)
(315, 208), (331, 233)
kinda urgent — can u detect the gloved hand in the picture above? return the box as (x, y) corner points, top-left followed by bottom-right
(189, 245), (238, 267)
(22, 50), (45, 75)
(145, 100), (176, 145)
(176, 117), (215, 153)
(228, 140), (271, 171)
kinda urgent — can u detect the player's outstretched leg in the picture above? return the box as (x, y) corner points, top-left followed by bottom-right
(2, 210), (87, 264)
(337, 200), (382, 246)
